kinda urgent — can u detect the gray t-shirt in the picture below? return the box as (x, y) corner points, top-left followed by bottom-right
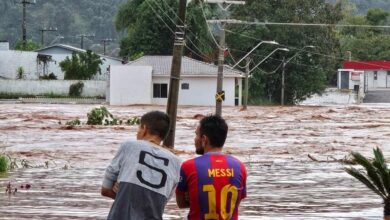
(102, 140), (181, 220)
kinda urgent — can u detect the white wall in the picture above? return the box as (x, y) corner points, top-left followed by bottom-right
(152, 76), (237, 106)
(366, 70), (388, 89)
(109, 66), (152, 105)
(0, 80), (105, 97)
(0, 50), (38, 79)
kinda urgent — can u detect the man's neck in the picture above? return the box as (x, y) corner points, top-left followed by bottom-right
(204, 146), (223, 154)
(141, 135), (161, 146)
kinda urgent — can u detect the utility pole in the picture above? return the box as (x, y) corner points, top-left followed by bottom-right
(163, 0), (187, 148)
(281, 57), (286, 106)
(78, 34), (94, 49)
(242, 56), (250, 110)
(18, 0), (36, 50)
(216, 27), (225, 116)
(40, 27), (57, 46)
(205, 0), (245, 116)
(101, 38), (113, 55)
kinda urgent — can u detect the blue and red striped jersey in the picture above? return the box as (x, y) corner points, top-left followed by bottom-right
(176, 153), (247, 220)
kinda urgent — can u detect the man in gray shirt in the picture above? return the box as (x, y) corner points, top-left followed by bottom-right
(101, 111), (181, 220)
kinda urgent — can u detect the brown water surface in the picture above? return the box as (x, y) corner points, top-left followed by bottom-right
(1, 103), (390, 219)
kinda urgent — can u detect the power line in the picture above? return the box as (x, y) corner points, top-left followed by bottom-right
(146, 0), (216, 61)
(145, 0), (213, 61)
(207, 19), (390, 29)
(154, 0), (218, 59)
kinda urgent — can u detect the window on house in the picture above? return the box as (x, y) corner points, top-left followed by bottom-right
(387, 71), (390, 76)
(374, 71), (378, 80)
(181, 83), (189, 90)
(153, 83), (168, 98)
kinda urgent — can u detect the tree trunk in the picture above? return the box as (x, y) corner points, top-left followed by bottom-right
(384, 199), (390, 219)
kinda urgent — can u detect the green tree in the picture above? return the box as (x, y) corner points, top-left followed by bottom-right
(115, 0), (215, 58)
(14, 39), (40, 51)
(59, 50), (102, 80)
(228, 0), (343, 104)
(345, 148), (390, 219)
(340, 8), (390, 61)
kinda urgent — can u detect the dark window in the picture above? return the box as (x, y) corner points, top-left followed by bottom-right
(181, 83), (189, 90)
(374, 71), (378, 80)
(153, 84), (168, 98)
(387, 71), (390, 76)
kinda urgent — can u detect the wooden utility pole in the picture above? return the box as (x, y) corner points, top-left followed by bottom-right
(40, 27), (57, 46)
(78, 34), (94, 49)
(242, 56), (250, 110)
(163, 0), (187, 148)
(215, 27), (225, 116)
(205, 0), (245, 116)
(18, 0), (36, 49)
(101, 38), (113, 55)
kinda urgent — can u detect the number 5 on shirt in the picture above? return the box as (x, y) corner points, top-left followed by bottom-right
(203, 184), (238, 220)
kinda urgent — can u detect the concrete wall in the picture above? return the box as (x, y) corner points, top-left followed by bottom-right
(0, 42), (9, 51)
(0, 50), (38, 79)
(109, 66), (152, 105)
(152, 76), (238, 106)
(0, 79), (105, 97)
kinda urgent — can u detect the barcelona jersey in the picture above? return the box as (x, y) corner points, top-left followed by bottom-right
(176, 153), (247, 220)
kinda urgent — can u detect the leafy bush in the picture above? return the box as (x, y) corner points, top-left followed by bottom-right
(87, 107), (124, 125)
(66, 119), (81, 125)
(126, 117), (140, 125)
(87, 107), (113, 125)
(40, 73), (57, 80)
(0, 155), (8, 173)
(69, 81), (84, 97)
(16, 66), (24, 80)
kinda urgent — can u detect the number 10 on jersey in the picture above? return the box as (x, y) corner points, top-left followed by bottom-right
(203, 184), (238, 220)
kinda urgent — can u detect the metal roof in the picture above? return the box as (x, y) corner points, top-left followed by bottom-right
(343, 61), (390, 70)
(34, 44), (122, 62)
(127, 55), (243, 77)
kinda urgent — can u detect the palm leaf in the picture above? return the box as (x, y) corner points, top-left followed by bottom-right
(345, 167), (386, 200)
(372, 148), (390, 196)
(351, 152), (387, 197)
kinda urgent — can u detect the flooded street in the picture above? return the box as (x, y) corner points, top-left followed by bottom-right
(1, 103), (390, 219)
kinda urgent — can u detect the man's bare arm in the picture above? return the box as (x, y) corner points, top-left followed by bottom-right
(176, 193), (190, 208)
(101, 187), (116, 199)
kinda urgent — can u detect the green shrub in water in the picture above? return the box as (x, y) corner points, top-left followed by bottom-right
(0, 155), (8, 173)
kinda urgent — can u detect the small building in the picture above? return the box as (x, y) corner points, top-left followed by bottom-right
(35, 44), (123, 80)
(109, 56), (243, 106)
(339, 61), (390, 91)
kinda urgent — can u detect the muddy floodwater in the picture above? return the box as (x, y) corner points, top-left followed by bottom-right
(1, 103), (390, 219)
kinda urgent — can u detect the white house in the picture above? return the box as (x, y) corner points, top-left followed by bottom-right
(109, 56), (243, 106)
(35, 44), (123, 80)
(338, 61), (390, 91)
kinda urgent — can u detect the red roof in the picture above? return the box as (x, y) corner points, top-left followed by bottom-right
(343, 61), (390, 70)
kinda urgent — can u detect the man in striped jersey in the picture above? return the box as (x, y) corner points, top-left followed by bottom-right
(176, 115), (247, 220)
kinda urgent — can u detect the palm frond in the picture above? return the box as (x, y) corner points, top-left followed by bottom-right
(351, 152), (387, 197)
(345, 167), (386, 200)
(372, 148), (390, 195)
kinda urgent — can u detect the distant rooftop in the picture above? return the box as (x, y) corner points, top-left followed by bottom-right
(35, 44), (122, 62)
(128, 55), (243, 77)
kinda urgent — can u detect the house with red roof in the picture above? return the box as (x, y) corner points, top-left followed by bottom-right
(338, 61), (390, 91)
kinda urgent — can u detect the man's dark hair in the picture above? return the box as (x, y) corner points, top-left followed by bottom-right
(199, 115), (228, 148)
(141, 111), (170, 139)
